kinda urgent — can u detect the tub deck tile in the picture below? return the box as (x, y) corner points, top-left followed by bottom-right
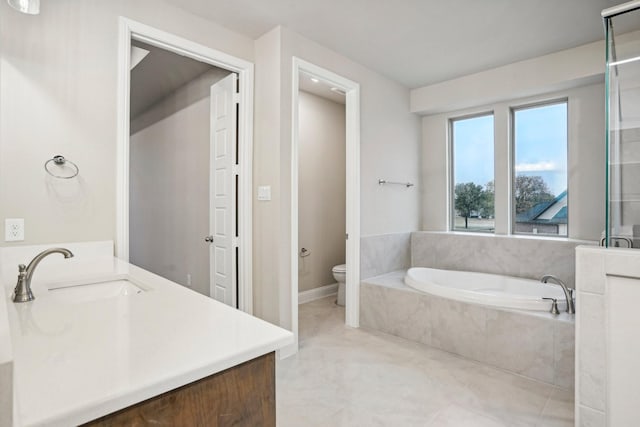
(430, 296), (488, 362)
(554, 320), (576, 389)
(485, 310), (555, 384)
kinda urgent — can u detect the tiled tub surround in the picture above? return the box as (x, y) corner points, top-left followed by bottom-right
(360, 232), (411, 279)
(360, 271), (575, 389)
(411, 232), (596, 288)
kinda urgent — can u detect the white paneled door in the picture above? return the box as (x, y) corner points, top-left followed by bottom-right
(209, 73), (238, 307)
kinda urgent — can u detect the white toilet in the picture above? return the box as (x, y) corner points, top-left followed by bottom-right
(332, 264), (346, 306)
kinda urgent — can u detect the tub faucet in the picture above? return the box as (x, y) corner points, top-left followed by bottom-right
(12, 248), (74, 303)
(540, 274), (575, 314)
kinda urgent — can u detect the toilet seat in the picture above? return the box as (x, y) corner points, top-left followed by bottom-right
(332, 264), (347, 273)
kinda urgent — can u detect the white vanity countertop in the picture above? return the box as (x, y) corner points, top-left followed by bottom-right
(1, 255), (293, 427)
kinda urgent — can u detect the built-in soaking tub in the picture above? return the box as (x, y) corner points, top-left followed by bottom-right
(404, 267), (568, 312)
(360, 269), (575, 388)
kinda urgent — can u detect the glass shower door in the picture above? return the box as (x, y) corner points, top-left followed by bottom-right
(605, 6), (640, 248)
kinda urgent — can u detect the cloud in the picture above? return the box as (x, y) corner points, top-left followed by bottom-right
(515, 161), (557, 172)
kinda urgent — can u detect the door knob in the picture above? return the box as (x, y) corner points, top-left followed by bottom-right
(205, 235), (214, 243)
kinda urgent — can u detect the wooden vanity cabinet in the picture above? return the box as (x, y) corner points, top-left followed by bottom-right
(82, 352), (275, 427)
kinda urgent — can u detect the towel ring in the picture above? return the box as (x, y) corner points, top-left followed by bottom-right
(44, 155), (79, 179)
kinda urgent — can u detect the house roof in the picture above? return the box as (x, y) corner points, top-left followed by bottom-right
(516, 190), (568, 225)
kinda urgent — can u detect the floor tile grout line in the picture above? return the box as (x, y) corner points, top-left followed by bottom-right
(536, 390), (554, 424)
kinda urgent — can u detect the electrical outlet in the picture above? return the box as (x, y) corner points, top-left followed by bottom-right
(5, 218), (24, 242)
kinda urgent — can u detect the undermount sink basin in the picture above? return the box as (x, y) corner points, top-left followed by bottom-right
(48, 278), (146, 303)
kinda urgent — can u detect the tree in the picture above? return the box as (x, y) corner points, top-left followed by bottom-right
(454, 182), (484, 228)
(514, 175), (554, 214)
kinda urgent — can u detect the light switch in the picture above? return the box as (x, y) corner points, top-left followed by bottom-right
(257, 186), (271, 201)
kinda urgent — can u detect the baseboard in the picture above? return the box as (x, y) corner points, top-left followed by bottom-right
(298, 283), (338, 305)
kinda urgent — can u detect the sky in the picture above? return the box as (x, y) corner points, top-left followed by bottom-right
(453, 102), (567, 196)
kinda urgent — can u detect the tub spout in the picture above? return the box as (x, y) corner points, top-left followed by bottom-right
(540, 274), (575, 314)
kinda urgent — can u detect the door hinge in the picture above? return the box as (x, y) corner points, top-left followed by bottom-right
(233, 93), (240, 104)
(232, 165), (240, 175)
(233, 237), (240, 248)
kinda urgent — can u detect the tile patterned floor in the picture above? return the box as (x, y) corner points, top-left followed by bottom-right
(276, 296), (574, 427)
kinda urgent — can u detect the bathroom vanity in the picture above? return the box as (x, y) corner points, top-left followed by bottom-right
(83, 352), (276, 426)
(0, 242), (293, 426)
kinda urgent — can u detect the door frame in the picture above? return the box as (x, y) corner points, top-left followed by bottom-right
(291, 58), (361, 346)
(116, 18), (253, 313)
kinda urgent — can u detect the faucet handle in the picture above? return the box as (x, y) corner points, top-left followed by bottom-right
(542, 297), (560, 315)
(13, 264), (32, 303)
(568, 288), (576, 308)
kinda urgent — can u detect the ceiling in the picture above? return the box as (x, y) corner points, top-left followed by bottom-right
(130, 40), (216, 118)
(164, 0), (628, 88)
(299, 72), (346, 104)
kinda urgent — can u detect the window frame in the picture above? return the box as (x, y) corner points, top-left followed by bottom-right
(510, 98), (569, 237)
(449, 111), (496, 234)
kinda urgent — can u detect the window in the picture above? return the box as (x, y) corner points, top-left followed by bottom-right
(451, 114), (494, 232)
(513, 101), (568, 236)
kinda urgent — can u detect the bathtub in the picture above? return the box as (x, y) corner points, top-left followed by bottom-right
(404, 267), (568, 312)
(361, 270), (575, 387)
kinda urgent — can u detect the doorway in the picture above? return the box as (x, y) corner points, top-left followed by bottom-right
(116, 18), (254, 312)
(296, 73), (346, 304)
(289, 58), (360, 356)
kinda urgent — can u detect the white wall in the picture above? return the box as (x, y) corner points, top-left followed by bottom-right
(129, 70), (228, 297)
(298, 90), (346, 292)
(253, 26), (422, 327)
(421, 83), (605, 241)
(252, 28), (282, 325)
(0, 0), (253, 247)
(410, 39), (604, 115)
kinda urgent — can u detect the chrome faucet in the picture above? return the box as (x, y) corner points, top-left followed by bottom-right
(540, 274), (575, 314)
(12, 248), (74, 303)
